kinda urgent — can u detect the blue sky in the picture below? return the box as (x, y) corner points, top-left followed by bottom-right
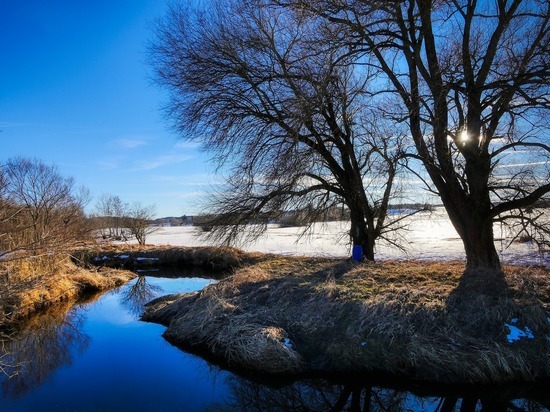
(1, 1), (213, 217)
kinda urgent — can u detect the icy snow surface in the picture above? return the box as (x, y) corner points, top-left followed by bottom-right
(137, 209), (548, 268)
(505, 319), (535, 343)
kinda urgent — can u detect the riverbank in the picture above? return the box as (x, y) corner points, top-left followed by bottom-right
(75, 244), (256, 271)
(0, 258), (136, 329)
(1, 245), (249, 330)
(143, 255), (550, 385)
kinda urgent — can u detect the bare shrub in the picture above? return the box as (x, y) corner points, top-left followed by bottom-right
(0, 157), (91, 263)
(125, 202), (157, 246)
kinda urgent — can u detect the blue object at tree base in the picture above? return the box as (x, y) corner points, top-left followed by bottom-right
(352, 245), (363, 262)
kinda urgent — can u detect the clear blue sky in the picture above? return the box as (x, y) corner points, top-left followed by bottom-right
(1, 1), (213, 217)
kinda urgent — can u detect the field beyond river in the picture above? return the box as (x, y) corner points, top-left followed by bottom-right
(139, 209), (549, 269)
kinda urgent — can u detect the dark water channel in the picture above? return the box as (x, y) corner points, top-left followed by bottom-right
(0, 270), (548, 411)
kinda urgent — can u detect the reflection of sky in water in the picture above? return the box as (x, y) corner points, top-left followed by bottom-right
(150, 276), (214, 294)
(85, 277), (214, 326)
(84, 293), (135, 326)
(0, 275), (230, 411)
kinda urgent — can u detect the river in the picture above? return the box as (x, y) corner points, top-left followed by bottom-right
(0, 271), (548, 411)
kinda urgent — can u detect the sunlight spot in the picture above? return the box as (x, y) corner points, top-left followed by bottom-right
(459, 130), (470, 143)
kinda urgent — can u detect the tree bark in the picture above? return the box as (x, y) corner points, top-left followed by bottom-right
(442, 195), (501, 272)
(349, 206), (374, 261)
(460, 217), (501, 272)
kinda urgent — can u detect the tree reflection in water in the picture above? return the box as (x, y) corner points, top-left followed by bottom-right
(211, 375), (550, 411)
(0, 303), (89, 398)
(0, 334), (16, 378)
(120, 275), (163, 317)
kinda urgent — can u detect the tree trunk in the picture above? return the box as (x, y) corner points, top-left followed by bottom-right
(462, 222), (501, 271)
(444, 202), (501, 272)
(349, 208), (374, 261)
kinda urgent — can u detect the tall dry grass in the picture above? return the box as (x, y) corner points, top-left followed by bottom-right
(143, 258), (550, 384)
(1, 255), (135, 328)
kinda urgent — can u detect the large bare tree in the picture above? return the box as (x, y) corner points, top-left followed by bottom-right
(283, 0), (550, 271)
(149, 0), (419, 260)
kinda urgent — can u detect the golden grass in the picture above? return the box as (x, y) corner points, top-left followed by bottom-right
(1, 257), (136, 328)
(329, 260), (464, 300)
(143, 256), (550, 384)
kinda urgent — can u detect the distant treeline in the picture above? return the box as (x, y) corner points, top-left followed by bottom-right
(153, 215), (195, 227)
(155, 200), (550, 230)
(157, 204), (439, 229)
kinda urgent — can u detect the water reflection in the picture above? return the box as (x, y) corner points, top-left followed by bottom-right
(0, 302), (89, 398)
(213, 376), (550, 411)
(121, 275), (164, 316)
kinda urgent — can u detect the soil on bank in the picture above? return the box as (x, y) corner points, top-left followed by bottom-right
(142, 256), (550, 385)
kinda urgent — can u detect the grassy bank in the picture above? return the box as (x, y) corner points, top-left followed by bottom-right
(75, 244), (256, 271)
(1, 244), (251, 330)
(143, 256), (550, 384)
(0, 257), (136, 329)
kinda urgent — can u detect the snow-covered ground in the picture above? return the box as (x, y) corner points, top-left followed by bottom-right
(140, 209), (548, 268)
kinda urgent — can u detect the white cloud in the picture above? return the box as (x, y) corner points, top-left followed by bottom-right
(497, 161), (547, 168)
(111, 138), (148, 150)
(0, 121), (26, 128)
(131, 153), (194, 171)
(147, 173), (213, 186)
(97, 158), (121, 171)
(174, 140), (201, 150)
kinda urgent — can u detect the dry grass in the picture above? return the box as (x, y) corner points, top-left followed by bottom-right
(143, 257), (550, 384)
(0, 256), (136, 328)
(75, 244), (257, 271)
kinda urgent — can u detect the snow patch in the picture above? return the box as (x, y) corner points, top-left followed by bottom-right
(283, 338), (294, 349)
(133, 209), (549, 268)
(505, 319), (534, 343)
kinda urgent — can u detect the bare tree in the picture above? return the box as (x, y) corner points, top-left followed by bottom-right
(0, 157), (91, 262)
(149, 0), (420, 260)
(93, 193), (129, 241)
(92, 195), (157, 245)
(125, 201), (157, 246)
(283, 0), (550, 271)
